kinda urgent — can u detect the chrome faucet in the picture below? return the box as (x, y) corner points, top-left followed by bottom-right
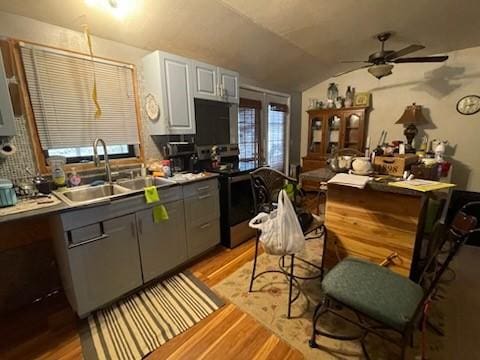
(92, 138), (112, 184)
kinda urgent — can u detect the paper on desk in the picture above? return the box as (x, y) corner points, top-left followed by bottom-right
(327, 173), (370, 189)
(388, 179), (455, 192)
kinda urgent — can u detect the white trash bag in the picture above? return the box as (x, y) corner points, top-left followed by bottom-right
(248, 189), (305, 255)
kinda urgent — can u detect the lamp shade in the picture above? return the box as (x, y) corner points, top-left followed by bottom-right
(395, 103), (428, 125)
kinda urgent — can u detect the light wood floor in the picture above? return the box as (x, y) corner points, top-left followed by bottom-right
(0, 239), (303, 360)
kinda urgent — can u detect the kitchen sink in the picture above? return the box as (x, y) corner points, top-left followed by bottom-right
(53, 177), (177, 206)
(116, 176), (175, 191)
(54, 184), (132, 205)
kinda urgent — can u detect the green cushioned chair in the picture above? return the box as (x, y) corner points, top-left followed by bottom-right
(322, 257), (423, 332)
(309, 203), (480, 360)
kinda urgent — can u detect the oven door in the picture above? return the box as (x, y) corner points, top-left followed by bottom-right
(228, 174), (255, 226)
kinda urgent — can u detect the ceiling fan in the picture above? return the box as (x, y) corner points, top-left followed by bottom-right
(335, 32), (448, 79)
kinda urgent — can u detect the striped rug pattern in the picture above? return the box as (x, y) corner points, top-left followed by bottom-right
(80, 272), (224, 360)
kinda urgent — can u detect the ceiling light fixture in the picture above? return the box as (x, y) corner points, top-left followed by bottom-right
(85, 0), (135, 20)
(367, 64), (394, 79)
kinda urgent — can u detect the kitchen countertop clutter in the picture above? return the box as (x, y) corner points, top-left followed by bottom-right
(0, 171), (218, 223)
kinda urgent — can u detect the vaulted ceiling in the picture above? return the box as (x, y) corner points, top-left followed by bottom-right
(1, 0), (480, 92)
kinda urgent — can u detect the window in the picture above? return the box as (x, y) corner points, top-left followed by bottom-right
(267, 103), (288, 171)
(20, 42), (140, 167)
(238, 98), (261, 164)
(46, 145), (135, 164)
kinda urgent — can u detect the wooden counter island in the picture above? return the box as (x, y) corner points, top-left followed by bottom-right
(323, 181), (434, 280)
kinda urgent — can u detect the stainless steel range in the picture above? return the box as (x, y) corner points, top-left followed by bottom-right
(202, 144), (259, 248)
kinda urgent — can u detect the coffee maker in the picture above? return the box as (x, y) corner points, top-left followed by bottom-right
(164, 142), (195, 173)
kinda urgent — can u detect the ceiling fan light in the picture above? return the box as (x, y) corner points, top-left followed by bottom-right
(368, 64), (393, 79)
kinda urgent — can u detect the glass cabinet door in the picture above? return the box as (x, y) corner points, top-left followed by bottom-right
(326, 115), (341, 155)
(309, 116), (323, 155)
(344, 113), (361, 149)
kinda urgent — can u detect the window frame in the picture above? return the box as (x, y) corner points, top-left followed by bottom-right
(10, 38), (144, 175)
(267, 104), (288, 171)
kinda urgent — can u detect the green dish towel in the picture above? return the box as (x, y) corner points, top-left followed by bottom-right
(144, 186), (160, 204)
(144, 186), (169, 223)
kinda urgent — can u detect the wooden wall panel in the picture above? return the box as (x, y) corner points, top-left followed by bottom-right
(324, 184), (424, 277)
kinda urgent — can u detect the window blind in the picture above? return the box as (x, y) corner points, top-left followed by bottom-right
(20, 43), (140, 150)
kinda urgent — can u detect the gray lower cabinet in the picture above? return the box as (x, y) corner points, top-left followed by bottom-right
(66, 214), (143, 317)
(136, 200), (187, 282)
(52, 178), (220, 317)
(183, 181), (221, 258)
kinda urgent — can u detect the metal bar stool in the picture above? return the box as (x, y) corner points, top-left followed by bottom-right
(248, 166), (326, 318)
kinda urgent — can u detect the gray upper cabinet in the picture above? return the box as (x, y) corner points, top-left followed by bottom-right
(218, 67), (239, 104)
(136, 200), (187, 283)
(193, 61), (218, 101)
(66, 214), (143, 317)
(142, 51), (195, 135)
(0, 52), (15, 136)
(193, 60), (239, 104)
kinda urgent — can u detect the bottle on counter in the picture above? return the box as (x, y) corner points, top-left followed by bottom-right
(47, 156), (67, 188)
(162, 160), (172, 177)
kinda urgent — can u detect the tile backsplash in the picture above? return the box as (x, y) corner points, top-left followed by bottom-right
(0, 115), (36, 181)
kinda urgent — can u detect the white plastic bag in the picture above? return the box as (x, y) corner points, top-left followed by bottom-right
(249, 189), (305, 255)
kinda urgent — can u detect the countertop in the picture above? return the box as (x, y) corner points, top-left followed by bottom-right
(0, 172), (218, 224)
(300, 168), (428, 197)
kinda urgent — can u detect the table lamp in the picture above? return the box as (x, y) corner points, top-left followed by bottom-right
(395, 103), (427, 152)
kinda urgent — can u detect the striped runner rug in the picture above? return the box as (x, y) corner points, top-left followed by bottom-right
(80, 272), (224, 360)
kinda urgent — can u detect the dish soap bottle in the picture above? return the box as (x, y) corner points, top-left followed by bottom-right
(47, 156), (67, 188)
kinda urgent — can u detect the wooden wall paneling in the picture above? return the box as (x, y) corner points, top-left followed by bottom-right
(324, 184), (424, 277)
(0, 39), (14, 77)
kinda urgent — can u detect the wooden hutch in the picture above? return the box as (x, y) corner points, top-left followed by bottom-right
(302, 106), (369, 185)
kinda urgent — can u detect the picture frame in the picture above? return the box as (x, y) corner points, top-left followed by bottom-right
(353, 92), (371, 107)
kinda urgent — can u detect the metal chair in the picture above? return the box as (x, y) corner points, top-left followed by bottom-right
(248, 166), (325, 318)
(309, 202), (480, 359)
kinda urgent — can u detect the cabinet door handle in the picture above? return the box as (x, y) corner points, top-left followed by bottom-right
(200, 223), (211, 229)
(198, 194), (211, 200)
(69, 234), (109, 248)
(138, 219), (143, 235)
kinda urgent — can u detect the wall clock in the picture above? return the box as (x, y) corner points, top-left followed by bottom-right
(456, 95), (480, 115)
(145, 93), (160, 121)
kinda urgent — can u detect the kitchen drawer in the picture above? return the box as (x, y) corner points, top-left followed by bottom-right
(187, 218), (220, 258)
(68, 223), (103, 247)
(184, 190), (220, 226)
(183, 178), (218, 199)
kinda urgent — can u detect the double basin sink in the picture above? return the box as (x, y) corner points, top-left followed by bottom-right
(54, 176), (176, 206)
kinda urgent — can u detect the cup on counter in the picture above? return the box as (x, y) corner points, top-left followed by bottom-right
(0, 179), (17, 207)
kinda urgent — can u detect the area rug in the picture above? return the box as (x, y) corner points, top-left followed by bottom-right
(213, 237), (447, 359)
(80, 272), (224, 360)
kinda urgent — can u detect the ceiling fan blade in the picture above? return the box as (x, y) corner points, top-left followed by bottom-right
(392, 55), (448, 63)
(340, 60), (370, 63)
(384, 44), (425, 60)
(334, 64), (372, 77)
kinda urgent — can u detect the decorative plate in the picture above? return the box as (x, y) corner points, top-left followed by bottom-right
(456, 95), (480, 115)
(145, 93), (160, 121)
